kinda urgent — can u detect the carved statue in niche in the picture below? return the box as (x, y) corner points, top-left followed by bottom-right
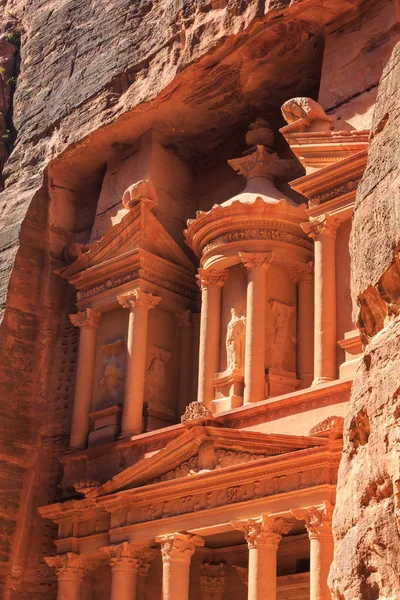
(98, 340), (125, 407)
(268, 301), (295, 370)
(145, 346), (172, 406)
(226, 307), (246, 371)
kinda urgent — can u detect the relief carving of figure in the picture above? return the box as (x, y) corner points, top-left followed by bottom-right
(98, 340), (125, 406)
(145, 346), (172, 405)
(226, 307), (246, 371)
(269, 301), (295, 369)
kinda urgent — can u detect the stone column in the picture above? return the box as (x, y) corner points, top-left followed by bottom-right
(301, 215), (338, 385)
(44, 553), (86, 600)
(239, 253), (272, 404)
(191, 312), (201, 403)
(102, 542), (149, 600)
(156, 533), (204, 600)
(176, 310), (194, 417)
(292, 503), (334, 600)
(200, 562), (225, 600)
(196, 269), (228, 408)
(232, 514), (291, 600)
(69, 308), (101, 449)
(118, 290), (161, 436)
(297, 262), (314, 388)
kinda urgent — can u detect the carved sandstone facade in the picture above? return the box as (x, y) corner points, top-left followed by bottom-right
(1, 1), (400, 599)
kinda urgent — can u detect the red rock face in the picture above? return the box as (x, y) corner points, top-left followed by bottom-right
(330, 41), (400, 600)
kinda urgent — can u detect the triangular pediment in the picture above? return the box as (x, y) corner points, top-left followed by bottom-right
(87, 426), (327, 499)
(58, 200), (195, 282)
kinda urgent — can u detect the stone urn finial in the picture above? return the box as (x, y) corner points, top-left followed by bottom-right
(245, 118), (275, 149)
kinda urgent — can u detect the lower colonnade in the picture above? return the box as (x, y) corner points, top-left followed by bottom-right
(45, 505), (334, 600)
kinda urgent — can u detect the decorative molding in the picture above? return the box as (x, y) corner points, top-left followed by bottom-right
(181, 401), (213, 424)
(300, 214), (339, 240)
(118, 289), (161, 311)
(310, 416), (344, 438)
(196, 268), (229, 290)
(291, 501), (333, 539)
(69, 308), (100, 329)
(239, 251), (274, 271)
(156, 533), (204, 564)
(231, 514), (292, 549)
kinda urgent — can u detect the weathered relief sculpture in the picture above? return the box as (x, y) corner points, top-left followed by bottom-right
(269, 300), (295, 370)
(226, 307), (246, 371)
(145, 345), (172, 405)
(98, 340), (126, 407)
(281, 97), (333, 133)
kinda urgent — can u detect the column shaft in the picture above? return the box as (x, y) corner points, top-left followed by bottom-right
(310, 534), (334, 600)
(118, 291), (160, 436)
(297, 273), (314, 388)
(248, 544), (277, 600)
(162, 559), (190, 600)
(111, 565), (138, 600)
(69, 309), (100, 449)
(57, 576), (82, 600)
(314, 231), (336, 384)
(197, 270), (227, 408)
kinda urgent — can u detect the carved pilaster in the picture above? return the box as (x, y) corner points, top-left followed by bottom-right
(156, 533), (204, 564)
(239, 251), (274, 271)
(231, 514), (291, 549)
(291, 502), (333, 539)
(175, 309), (193, 328)
(69, 307), (100, 328)
(301, 215), (339, 241)
(196, 268), (229, 290)
(118, 289), (161, 311)
(200, 562), (225, 596)
(44, 552), (87, 580)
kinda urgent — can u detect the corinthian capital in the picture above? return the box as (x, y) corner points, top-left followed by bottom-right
(231, 514), (291, 549)
(291, 502), (333, 539)
(44, 552), (86, 579)
(156, 533), (204, 564)
(118, 289), (161, 311)
(300, 215), (339, 240)
(238, 252), (274, 271)
(101, 542), (149, 569)
(69, 308), (100, 329)
(196, 268), (229, 290)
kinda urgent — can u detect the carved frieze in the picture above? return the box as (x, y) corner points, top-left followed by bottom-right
(203, 227), (312, 255)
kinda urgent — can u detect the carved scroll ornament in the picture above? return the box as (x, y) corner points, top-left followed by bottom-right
(118, 289), (161, 311)
(231, 514), (291, 549)
(291, 502), (333, 539)
(156, 533), (204, 564)
(69, 308), (100, 329)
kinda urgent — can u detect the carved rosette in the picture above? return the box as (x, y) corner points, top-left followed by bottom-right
(156, 533), (204, 564)
(44, 552), (87, 580)
(233, 565), (248, 586)
(69, 308), (101, 329)
(175, 309), (193, 329)
(200, 562), (225, 593)
(300, 215), (339, 241)
(118, 289), (161, 311)
(102, 542), (151, 570)
(291, 502), (333, 539)
(238, 251), (273, 271)
(196, 268), (229, 290)
(231, 514), (291, 549)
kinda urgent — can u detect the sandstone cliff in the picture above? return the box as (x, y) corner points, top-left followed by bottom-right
(330, 41), (400, 600)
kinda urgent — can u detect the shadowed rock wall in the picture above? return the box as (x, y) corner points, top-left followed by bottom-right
(330, 40), (400, 600)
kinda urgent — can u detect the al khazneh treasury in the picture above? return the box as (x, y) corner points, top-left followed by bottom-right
(1, 1), (400, 599)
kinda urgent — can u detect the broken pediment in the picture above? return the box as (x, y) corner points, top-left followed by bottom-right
(56, 196), (197, 305)
(86, 426), (328, 499)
